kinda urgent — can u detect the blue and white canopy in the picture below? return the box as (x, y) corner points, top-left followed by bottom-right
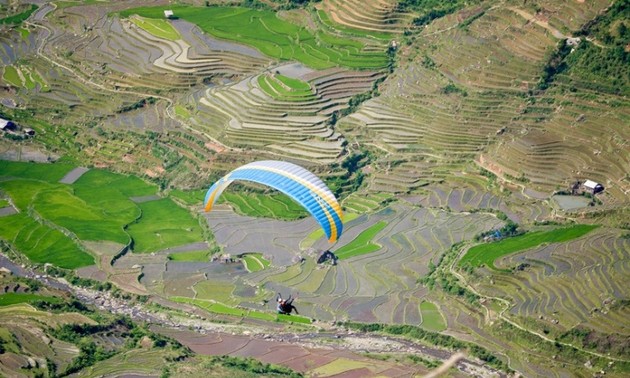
(204, 160), (344, 242)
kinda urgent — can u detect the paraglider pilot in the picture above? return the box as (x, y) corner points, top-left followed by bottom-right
(276, 293), (299, 315)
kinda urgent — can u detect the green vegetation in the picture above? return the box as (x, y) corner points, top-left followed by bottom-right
(419, 301), (446, 332)
(241, 253), (270, 272)
(2, 66), (21, 87)
(0, 293), (61, 306)
(257, 74), (315, 101)
(397, 0), (482, 27)
(558, 326), (630, 358)
(0, 213), (94, 269)
(335, 221), (386, 260)
(205, 355), (302, 378)
(567, 1), (629, 95)
(167, 250), (210, 262)
(0, 199), (9, 208)
(127, 198), (204, 253)
(169, 188), (206, 206)
(341, 322), (511, 373)
(220, 191), (307, 220)
(17, 27), (30, 39)
(0, 162), (204, 266)
(0, 4), (37, 25)
(343, 192), (395, 213)
(171, 297), (312, 324)
(173, 104), (192, 119)
(0, 161), (74, 182)
(420, 243), (480, 304)
(460, 225), (599, 270)
(326, 151), (372, 197)
(34, 186), (134, 244)
(130, 16), (180, 40)
(490, 320), (630, 374)
(120, 6), (388, 69)
(1, 65), (48, 90)
(537, 40), (572, 90)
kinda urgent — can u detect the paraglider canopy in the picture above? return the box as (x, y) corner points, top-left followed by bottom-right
(204, 160), (344, 242)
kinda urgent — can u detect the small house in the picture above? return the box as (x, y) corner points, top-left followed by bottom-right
(24, 128), (35, 136)
(0, 118), (16, 131)
(164, 10), (174, 19)
(583, 179), (603, 194)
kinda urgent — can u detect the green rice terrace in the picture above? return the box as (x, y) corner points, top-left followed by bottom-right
(0, 0), (629, 377)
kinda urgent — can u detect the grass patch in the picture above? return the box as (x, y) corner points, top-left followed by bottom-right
(0, 161), (74, 182)
(130, 16), (180, 41)
(18, 27), (30, 39)
(460, 224), (599, 270)
(419, 301), (446, 332)
(2, 66), (22, 87)
(335, 221), (386, 260)
(34, 186), (133, 244)
(171, 297), (312, 324)
(173, 104), (191, 119)
(167, 250), (209, 262)
(257, 74), (315, 101)
(0, 293), (61, 306)
(169, 188), (206, 206)
(120, 5), (388, 70)
(0, 213), (94, 269)
(240, 253), (270, 272)
(275, 74), (311, 91)
(0, 199), (9, 208)
(220, 191), (307, 220)
(127, 198), (204, 253)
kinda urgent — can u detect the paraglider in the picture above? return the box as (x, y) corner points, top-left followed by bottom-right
(204, 160), (344, 242)
(276, 293), (298, 315)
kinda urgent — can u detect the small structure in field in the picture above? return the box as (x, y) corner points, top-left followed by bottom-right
(164, 10), (174, 19)
(583, 179), (604, 194)
(24, 128), (35, 136)
(0, 118), (17, 131)
(566, 37), (581, 47)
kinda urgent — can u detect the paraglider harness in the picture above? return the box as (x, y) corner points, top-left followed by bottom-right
(276, 293), (298, 315)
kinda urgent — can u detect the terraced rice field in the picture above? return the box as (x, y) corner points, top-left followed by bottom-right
(196, 66), (382, 162)
(317, 0), (410, 37)
(0, 162), (205, 268)
(460, 224), (599, 270)
(477, 228), (630, 335)
(0, 1), (627, 375)
(199, 203), (503, 324)
(120, 5), (389, 70)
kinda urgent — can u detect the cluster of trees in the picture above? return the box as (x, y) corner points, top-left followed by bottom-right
(559, 326), (630, 357)
(540, 1), (629, 95)
(116, 97), (157, 114)
(474, 216), (520, 242)
(45, 265), (113, 292)
(396, 0), (482, 27)
(537, 40), (571, 90)
(0, 4), (37, 25)
(340, 322), (511, 373)
(326, 151), (372, 197)
(418, 243), (480, 304)
(207, 355), (302, 377)
(49, 315), (183, 376)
